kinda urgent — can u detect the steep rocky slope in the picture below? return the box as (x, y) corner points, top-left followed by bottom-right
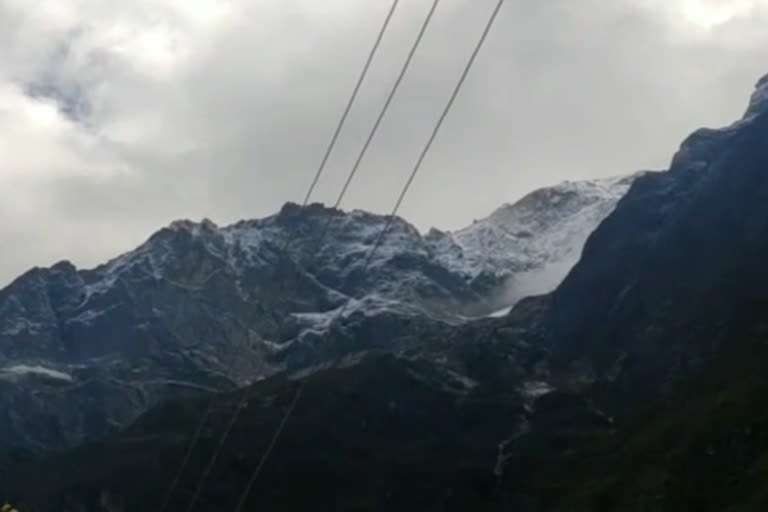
(549, 73), (768, 388)
(0, 176), (632, 459)
(6, 73), (768, 511)
(496, 72), (768, 510)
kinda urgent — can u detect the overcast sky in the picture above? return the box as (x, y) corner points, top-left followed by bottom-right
(1, 0), (767, 286)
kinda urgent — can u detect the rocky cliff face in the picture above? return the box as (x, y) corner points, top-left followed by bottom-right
(514, 73), (768, 509)
(0, 175), (632, 458)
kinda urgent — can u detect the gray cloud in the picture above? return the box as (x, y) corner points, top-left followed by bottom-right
(1, 0), (767, 286)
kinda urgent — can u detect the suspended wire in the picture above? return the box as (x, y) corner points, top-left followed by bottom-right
(157, 400), (214, 512)
(156, 4), (399, 511)
(358, 0), (506, 281)
(231, 383), (305, 512)
(334, 0), (439, 211)
(199, 4), (448, 508)
(307, 0), (440, 261)
(230, 2), (506, 509)
(183, 396), (248, 512)
(190, 1), (444, 500)
(299, 0), (402, 210)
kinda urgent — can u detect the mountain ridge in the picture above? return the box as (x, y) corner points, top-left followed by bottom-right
(0, 173), (635, 460)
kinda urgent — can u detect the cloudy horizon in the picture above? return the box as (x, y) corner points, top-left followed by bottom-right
(1, 0), (767, 286)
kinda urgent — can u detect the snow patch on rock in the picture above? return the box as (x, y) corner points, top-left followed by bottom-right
(429, 174), (639, 310)
(521, 380), (554, 399)
(0, 364), (73, 382)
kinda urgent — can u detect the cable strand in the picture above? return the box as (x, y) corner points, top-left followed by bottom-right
(155, 4), (399, 510)
(229, 2), (505, 509)
(300, 0), (401, 209)
(364, 0), (506, 275)
(157, 403), (213, 512)
(232, 383), (305, 512)
(307, 0), (441, 261)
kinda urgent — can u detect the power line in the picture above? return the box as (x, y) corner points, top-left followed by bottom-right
(331, 0), (506, 323)
(300, 0), (401, 209)
(231, 382), (304, 512)
(334, 0), (440, 211)
(198, 3), (447, 508)
(157, 399), (214, 512)
(307, 0), (440, 261)
(184, 396), (247, 512)
(230, 1), (505, 509)
(362, 0), (506, 276)
(156, 4), (399, 511)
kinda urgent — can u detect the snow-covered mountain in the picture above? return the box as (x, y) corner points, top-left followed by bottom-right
(429, 173), (640, 312)
(0, 174), (637, 457)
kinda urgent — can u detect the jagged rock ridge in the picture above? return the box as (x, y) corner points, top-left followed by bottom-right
(0, 174), (633, 457)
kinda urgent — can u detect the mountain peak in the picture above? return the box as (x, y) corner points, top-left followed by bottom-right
(166, 218), (220, 233)
(484, 173), (643, 229)
(668, 73), (768, 173)
(743, 72), (768, 120)
(426, 174), (640, 306)
(50, 260), (77, 273)
(278, 201), (343, 219)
